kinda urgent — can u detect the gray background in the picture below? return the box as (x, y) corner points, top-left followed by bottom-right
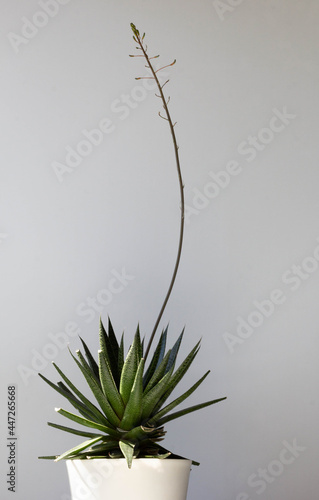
(1, 0), (318, 499)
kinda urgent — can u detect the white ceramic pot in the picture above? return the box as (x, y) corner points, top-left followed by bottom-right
(66, 458), (192, 500)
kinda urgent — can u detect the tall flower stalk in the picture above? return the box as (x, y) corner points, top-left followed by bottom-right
(130, 23), (185, 361)
(38, 25), (226, 468)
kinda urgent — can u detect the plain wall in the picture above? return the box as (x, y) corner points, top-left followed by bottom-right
(1, 1), (318, 499)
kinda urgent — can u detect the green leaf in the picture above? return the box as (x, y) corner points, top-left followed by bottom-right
(98, 350), (125, 418)
(100, 318), (120, 386)
(118, 333), (124, 380)
(47, 422), (103, 438)
(52, 362), (106, 423)
(165, 328), (184, 373)
(73, 349), (121, 427)
(119, 358), (144, 430)
(99, 319), (112, 368)
(153, 340), (201, 413)
(39, 370), (106, 424)
(122, 424), (157, 442)
(119, 440), (135, 468)
(119, 330), (141, 404)
(135, 325), (143, 361)
(143, 328), (167, 388)
(155, 326), (168, 367)
(155, 397), (227, 426)
(55, 408), (119, 436)
(141, 366), (174, 420)
(39, 373), (88, 417)
(88, 441), (119, 453)
(149, 371), (211, 424)
(55, 436), (102, 461)
(108, 317), (120, 358)
(144, 349), (172, 394)
(79, 337), (100, 382)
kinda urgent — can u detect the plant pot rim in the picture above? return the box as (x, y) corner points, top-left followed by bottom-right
(66, 457), (192, 463)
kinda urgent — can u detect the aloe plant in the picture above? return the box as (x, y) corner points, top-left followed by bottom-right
(39, 24), (226, 468)
(39, 319), (226, 467)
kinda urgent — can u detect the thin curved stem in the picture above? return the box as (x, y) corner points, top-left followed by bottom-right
(130, 25), (185, 362)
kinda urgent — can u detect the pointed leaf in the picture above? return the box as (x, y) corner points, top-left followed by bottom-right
(119, 330), (141, 404)
(143, 328), (167, 388)
(144, 349), (172, 394)
(99, 319), (122, 387)
(79, 337), (100, 381)
(141, 366), (174, 420)
(108, 317), (120, 357)
(153, 340), (201, 411)
(165, 328), (184, 374)
(55, 436), (102, 461)
(55, 407), (119, 436)
(39, 373), (89, 417)
(52, 356), (110, 424)
(156, 397), (227, 426)
(47, 422), (102, 438)
(98, 350), (125, 418)
(119, 358), (144, 430)
(149, 370), (211, 424)
(118, 333), (124, 380)
(119, 440), (135, 468)
(155, 326), (168, 368)
(39, 370), (106, 424)
(123, 424), (156, 442)
(99, 318), (112, 367)
(74, 349), (121, 427)
(135, 324), (143, 361)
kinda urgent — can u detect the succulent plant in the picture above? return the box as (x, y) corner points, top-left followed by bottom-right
(39, 23), (226, 468)
(39, 318), (226, 467)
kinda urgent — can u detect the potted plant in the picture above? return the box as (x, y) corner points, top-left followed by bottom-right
(39, 23), (226, 500)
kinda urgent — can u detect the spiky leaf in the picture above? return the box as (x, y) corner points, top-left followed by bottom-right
(73, 349), (121, 427)
(155, 397), (227, 426)
(47, 422), (102, 438)
(119, 358), (144, 430)
(55, 436), (102, 462)
(98, 350), (125, 418)
(143, 328), (167, 385)
(119, 329), (141, 404)
(141, 366), (174, 420)
(152, 340), (201, 413)
(55, 407), (119, 436)
(119, 440), (135, 468)
(144, 349), (172, 394)
(149, 370), (211, 424)
(79, 337), (100, 381)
